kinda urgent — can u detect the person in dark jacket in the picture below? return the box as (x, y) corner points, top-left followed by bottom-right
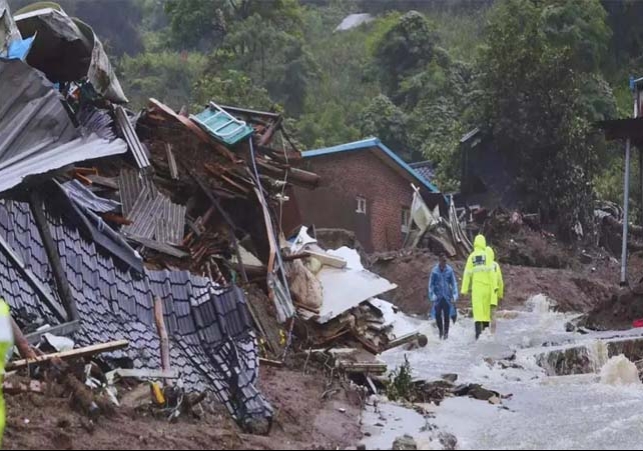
(429, 254), (458, 340)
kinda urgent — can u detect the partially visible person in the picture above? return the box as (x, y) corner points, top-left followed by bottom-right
(486, 246), (504, 334)
(429, 253), (458, 340)
(461, 235), (495, 339)
(0, 298), (14, 448)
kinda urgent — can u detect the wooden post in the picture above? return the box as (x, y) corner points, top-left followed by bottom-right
(154, 297), (170, 372)
(11, 317), (38, 360)
(29, 189), (79, 322)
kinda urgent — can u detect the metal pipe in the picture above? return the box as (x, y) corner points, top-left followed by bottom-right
(622, 138), (632, 286)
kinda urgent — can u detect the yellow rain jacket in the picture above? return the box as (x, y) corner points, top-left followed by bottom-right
(0, 299), (13, 448)
(487, 246), (504, 307)
(461, 235), (494, 322)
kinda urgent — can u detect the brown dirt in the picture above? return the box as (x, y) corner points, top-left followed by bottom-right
(369, 248), (620, 316)
(4, 368), (362, 450)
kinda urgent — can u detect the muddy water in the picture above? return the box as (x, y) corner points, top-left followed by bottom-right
(364, 295), (643, 450)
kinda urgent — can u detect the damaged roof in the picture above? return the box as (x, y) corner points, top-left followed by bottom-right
(0, 197), (272, 425)
(303, 137), (439, 193)
(13, 4), (127, 103)
(0, 58), (127, 193)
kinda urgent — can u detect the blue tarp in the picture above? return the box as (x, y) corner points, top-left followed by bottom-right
(7, 36), (34, 60)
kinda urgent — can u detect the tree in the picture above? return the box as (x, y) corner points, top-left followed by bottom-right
(119, 51), (207, 110)
(359, 94), (413, 160)
(373, 10), (438, 99)
(192, 69), (274, 110)
(478, 0), (616, 238)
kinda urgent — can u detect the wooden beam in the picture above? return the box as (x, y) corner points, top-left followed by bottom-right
(183, 164), (249, 283)
(109, 368), (178, 380)
(0, 234), (67, 323)
(7, 340), (129, 371)
(154, 297), (171, 372)
(29, 190), (78, 322)
(304, 250), (347, 269)
(259, 358), (284, 368)
(11, 318), (38, 360)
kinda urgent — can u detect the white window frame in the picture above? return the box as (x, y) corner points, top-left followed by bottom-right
(356, 196), (367, 214)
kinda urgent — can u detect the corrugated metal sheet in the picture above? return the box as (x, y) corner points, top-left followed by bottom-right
(0, 58), (127, 194)
(127, 235), (188, 258)
(121, 187), (156, 238)
(114, 106), (151, 170)
(13, 7), (127, 104)
(62, 180), (120, 213)
(118, 169), (141, 216)
(124, 190), (186, 245)
(155, 195), (186, 245)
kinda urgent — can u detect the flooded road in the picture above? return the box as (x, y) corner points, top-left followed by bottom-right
(362, 295), (643, 450)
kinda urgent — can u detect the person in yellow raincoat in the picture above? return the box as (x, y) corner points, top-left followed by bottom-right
(0, 299), (13, 448)
(486, 246), (504, 334)
(461, 235), (495, 339)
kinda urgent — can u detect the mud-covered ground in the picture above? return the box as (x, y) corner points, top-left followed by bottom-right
(370, 248), (619, 317)
(4, 368), (362, 450)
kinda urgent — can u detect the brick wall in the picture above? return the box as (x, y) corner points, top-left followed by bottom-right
(288, 148), (414, 252)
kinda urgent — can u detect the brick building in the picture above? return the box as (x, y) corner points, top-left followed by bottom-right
(283, 138), (440, 253)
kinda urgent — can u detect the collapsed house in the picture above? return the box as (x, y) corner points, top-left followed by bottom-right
(0, 0), (435, 433)
(0, 0), (322, 431)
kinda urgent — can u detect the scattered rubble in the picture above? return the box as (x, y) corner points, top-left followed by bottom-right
(392, 434), (418, 450)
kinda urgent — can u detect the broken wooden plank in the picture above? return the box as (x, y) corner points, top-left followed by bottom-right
(154, 297), (171, 373)
(7, 340), (129, 371)
(386, 332), (422, 351)
(337, 362), (387, 374)
(30, 190), (79, 322)
(304, 250), (347, 269)
(74, 173), (93, 186)
(3, 380), (47, 395)
(166, 143), (179, 180)
(73, 167), (98, 176)
(108, 368), (178, 381)
(101, 213), (133, 226)
(259, 358), (284, 368)
(351, 330), (380, 355)
(12, 318), (38, 360)
(86, 174), (118, 190)
(282, 252), (309, 262)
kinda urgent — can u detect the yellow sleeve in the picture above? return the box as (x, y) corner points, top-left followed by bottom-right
(497, 264), (504, 299)
(461, 255), (473, 295)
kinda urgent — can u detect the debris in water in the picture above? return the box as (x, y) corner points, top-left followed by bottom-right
(392, 434), (418, 450)
(600, 355), (641, 386)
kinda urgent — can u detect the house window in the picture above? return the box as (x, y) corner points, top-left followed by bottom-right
(402, 207), (411, 233)
(356, 196), (367, 214)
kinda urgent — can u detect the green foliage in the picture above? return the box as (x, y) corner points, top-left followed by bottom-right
(119, 51), (207, 110)
(374, 10), (439, 98)
(36, 0), (641, 232)
(386, 355), (414, 402)
(359, 95), (412, 159)
(192, 70), (274, 111)
(478, 0), (615, 237)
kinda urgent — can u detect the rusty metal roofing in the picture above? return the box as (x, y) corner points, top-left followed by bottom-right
(62, 180), (120, 213)
(0, 58), (127, 194)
